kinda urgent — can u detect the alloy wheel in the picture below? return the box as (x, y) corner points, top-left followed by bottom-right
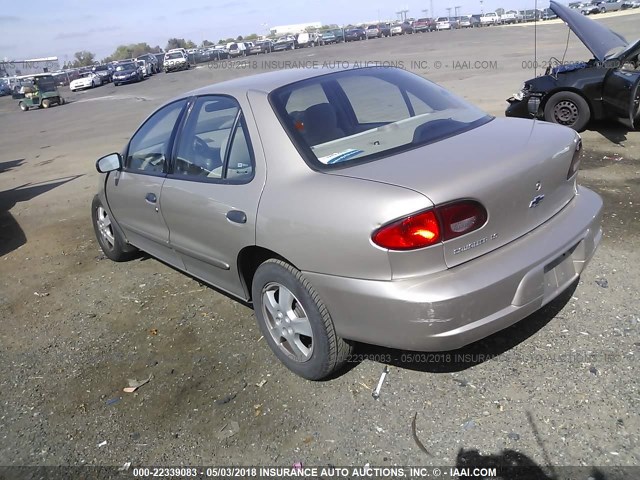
(261, 282), (313, 362)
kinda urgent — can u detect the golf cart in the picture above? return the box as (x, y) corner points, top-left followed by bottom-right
(12, 73), (66, 111)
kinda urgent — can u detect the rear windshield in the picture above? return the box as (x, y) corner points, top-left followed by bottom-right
(270, 67), (491, 169)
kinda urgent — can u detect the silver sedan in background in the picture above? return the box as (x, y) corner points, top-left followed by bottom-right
(92, 67), (602, 380)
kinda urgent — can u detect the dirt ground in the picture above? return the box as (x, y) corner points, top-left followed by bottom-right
(0, 13), (639, 477)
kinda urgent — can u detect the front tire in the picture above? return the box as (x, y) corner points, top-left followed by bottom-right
(252, 259), (353, 380)
(42, 99), (51, 108)
(19, 101), (28, 111)
(91, 195), (138, 262)
(544, 91), (591, 131)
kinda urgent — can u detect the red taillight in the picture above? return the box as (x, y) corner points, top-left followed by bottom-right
(437, 200), (487, 241)
(372, 200), (487, 251)
(372, 210), (441, 250)
(567, 138), (582, 179)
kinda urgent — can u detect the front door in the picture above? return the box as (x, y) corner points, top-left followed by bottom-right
(106, 99), (187, 265)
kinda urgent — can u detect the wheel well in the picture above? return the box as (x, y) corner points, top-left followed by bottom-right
(237, 246), (289, 301)
(541, 88), (593, 117)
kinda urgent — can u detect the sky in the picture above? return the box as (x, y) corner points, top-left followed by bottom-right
(1, 0), (555, 62)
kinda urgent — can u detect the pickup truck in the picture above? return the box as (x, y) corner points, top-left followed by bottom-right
(480, 12), (501, 25)
(500, 10), (521, 23)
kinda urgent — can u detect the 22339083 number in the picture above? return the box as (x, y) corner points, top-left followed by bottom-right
(345, 353), (392, 363)
(132, 467), (199, 477)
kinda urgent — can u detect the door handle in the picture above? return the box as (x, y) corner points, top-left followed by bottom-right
(145, 192), (157, 204)
(226, 210), (247, 224)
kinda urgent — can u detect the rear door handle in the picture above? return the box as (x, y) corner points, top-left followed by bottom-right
(226, 210), (247, 224)
(145, 192), (157, 204)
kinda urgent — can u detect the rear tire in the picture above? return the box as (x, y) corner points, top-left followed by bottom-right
(91, 195), (138, 262)
(42, 99), (51, 108)
(252, 259), (353, 380)
(543, 91), (591, 132)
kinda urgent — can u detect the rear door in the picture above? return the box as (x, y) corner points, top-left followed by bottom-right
(160, 95), (265, 299)
(105, 99), (187, 265)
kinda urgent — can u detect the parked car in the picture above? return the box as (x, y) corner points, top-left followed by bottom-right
(92, 64), (113, 83)
(520, 9), (542, 20)
(413, 18), (435, 32)
(344, 27), (366, 41)
(228, 42), (249, 57)
(435, 17), (453, 30)
(163, 51), (189, 73)
(470, 14), (483, 26)
(321, 30), (337, 44)
(113, 62), (144, 87)
(0, 78), (11, 96)
(506, 0), (640, 131)
(500, 10), (521, 23)
(597, 0), (623, 11)
(366, 25), (380, 37)
(295, 32), (320, 48)
(112, 62), (144, 85)
(580, 1), (601, 13)
(137, 59), (153, 77)
(541, 8), (558, 19)
(390, 23), (404, 35)
(250, 40), (273, 54)
(136, 54), (160, 74)
(92, 65), (603, 380)
(457, 15), (473, 27)
(273, 35), (296, 51)
(480, 12), (500, 25)
(70, 72), (102, 91)
(377, 23), (391, 37)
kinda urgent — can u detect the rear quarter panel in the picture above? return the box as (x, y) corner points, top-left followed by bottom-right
(246, 89), (434, 280)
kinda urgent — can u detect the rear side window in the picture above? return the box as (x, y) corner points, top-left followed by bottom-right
(270, 67), (491, 169)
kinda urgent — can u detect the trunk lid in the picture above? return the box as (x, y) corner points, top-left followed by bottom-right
(331, 117), (580, 268)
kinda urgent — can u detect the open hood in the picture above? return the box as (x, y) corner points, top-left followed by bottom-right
(550, 0), (627, 61)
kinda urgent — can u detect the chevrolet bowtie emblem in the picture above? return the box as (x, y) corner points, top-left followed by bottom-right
(529, 194), (545, 208)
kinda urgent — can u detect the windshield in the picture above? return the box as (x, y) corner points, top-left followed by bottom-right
(116, 63), (135, 71)
(165, 52), (183, 59)
(93, 65), (109, 71)
(270, 67), (491, 168)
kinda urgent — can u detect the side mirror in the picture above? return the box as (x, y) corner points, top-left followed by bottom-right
(96, 153), (123, 173)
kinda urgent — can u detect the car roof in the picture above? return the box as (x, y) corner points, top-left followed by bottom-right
(174, 67), (351, 102)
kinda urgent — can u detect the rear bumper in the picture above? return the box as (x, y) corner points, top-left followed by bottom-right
(304, 187), (603, 351)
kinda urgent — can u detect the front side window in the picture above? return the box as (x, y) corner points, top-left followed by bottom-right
(270, 67), (491, 168)
(174, 96), (254, 182)
(126, 100), (187, 173)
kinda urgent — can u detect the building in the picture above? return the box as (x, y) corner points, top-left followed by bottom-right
(0, 57), (61, 77)
(269, 22), (322, 35)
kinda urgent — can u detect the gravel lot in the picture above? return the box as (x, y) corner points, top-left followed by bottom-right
(0, 13), (638, 477)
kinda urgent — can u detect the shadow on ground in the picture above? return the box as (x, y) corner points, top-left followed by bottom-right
(0, 174), (83, 257)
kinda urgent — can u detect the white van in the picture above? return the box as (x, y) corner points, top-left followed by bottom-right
(227, 42), (248, 57)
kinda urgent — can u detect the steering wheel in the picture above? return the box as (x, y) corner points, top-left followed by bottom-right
(192, 136), (221, 172)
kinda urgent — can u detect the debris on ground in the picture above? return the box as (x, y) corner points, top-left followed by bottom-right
(256, 379), (268, 388)
(507, 432), (520, 441)
(602, 154), (623, 162)
(411, 412), (431, 456)
(463, 419), (476, 431)
(97, 440), (107, 447)
(105, 397), (121, 406)
(595, 278), (609, 288)
(123, 375), (152, 393)
(590, 366), (599, 375)
(215, 393), (237, 405)
(372, 365), (389, 400)
(148, 328), (158, 336)
(217, 421), (240, 440)
(33, 292), (49, 297)
(118, 462), (131, 471)
(254, 404), (262, 416)
(293, 462), (303, 469)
